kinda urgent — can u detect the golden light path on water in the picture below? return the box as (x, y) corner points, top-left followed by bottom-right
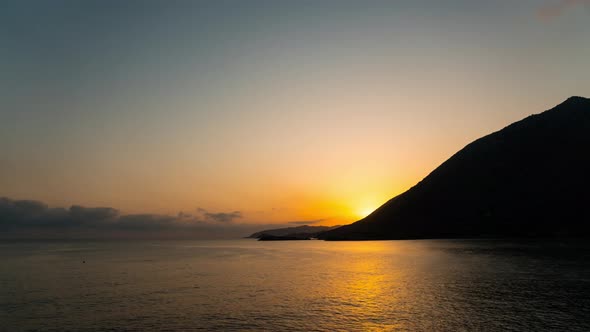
(2, 239), (590, 331)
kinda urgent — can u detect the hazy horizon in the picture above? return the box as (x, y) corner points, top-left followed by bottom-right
(2, 0), (589, 238)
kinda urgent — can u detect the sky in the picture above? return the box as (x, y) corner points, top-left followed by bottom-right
(1, 0), (589, 237)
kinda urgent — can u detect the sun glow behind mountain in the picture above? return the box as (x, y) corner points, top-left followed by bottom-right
(0, 1), (589, 234)
(354, 197), (382, 219)
(357, 207), (377, 219)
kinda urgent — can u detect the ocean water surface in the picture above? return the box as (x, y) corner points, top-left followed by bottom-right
(1, 239), (589, 331)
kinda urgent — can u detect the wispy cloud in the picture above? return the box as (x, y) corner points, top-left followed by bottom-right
(287, 219), (325, 225)
(536, 0), (590, 20)
(197, 208), (242, 223)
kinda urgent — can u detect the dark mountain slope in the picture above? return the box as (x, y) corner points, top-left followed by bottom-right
(320, 96), (590, 240)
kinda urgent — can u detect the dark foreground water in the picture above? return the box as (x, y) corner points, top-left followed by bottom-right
(1, 239), (590, 331)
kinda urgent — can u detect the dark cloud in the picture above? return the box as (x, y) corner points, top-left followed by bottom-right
(537, 0), (590, 20)
(204, 211), (242, 223)
(287, 219), (325, 225)
(69, 205), (119, 223)
(0, 197), (261, 239)
(177, 211), (193, 219)
(0, 197), (77, 229)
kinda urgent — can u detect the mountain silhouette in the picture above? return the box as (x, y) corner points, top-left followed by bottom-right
(320, 96), (590, 240)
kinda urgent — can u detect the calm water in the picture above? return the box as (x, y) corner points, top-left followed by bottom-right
(1, 239), (590, 331)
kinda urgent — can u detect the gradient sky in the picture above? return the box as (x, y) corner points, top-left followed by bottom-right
(1, 0), (589, 227)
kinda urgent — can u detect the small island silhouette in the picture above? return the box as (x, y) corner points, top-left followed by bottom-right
(247, 225), (339, 240)
(313, 96), (590, 240)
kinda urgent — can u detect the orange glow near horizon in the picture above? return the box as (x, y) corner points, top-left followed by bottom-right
(1, 1), (589, 237)
(0, 44), (574, 226)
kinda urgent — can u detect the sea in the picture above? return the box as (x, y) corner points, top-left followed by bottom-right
(1, 239), (589, 331)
